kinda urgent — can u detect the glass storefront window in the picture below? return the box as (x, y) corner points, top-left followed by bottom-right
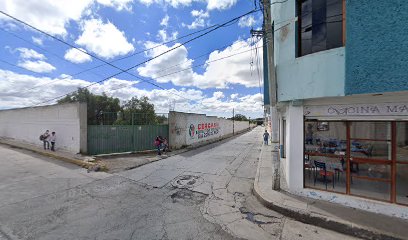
(350, 178), (391, 201)
(350, 163), (391, 180)
(304, 154), (346, 193)
(396, 122), (408, 163)
(305, 121), (347, 155)
(304, 120), (408, 205)
(350, 122), (391, 140)
(396, 122), (408, 205)
(304, 121), (347, 193)
(350, 140), (391, 161)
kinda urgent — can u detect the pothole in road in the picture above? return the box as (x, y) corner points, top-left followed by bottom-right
(170, 189), (206, 205)
(171, 175), (203, 189)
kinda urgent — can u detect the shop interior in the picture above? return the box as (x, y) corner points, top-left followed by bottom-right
(304, 121), (408, 205)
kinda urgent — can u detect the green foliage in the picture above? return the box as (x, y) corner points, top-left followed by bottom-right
(231, 114), (249, 121)
(58, 88), (121, 124)
(118, 96), (156, 125)
(58, 89), (167, 125)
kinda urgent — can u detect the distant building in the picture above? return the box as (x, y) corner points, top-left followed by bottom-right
(265, 0), (408, 216)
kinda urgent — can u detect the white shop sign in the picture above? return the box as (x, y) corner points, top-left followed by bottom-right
(304, 103), (408, 117)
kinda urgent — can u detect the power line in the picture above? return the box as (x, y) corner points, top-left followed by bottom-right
(0, 58), (44, 75)
(0, 18), (220, 93)
(0, 14), (222, 91)
(148, 45), (263, 82)
(0, 28), (106, 80)
(152, 42), (233, 76)
(27, 8), (261, 107)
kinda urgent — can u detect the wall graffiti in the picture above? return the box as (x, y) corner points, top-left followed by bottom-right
(189, 122), (220, 139)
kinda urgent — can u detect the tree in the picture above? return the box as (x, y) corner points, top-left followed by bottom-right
(58, 88), (121, 124)
(119, 96), (157, 125)
(231, 114), (249, 121)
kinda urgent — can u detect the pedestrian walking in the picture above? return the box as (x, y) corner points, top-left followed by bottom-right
(263, 130), (270, 145)
(40, 130), (50, 150)
(49, 132), (56, 151)
(154, 136), (162, 155)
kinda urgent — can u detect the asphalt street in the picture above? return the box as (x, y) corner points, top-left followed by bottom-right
(0, 127), (357, 240)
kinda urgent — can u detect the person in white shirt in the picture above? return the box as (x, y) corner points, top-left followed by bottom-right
(49, 132), (56, 151)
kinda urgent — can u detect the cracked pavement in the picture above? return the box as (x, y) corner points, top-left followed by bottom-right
(0, 127), (358, 240)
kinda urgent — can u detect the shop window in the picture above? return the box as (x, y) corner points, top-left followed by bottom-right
(396, 122), (408, 205)
(304, 121), (346, 193)
(304, 120), (408, 205)
(350, 178), (391, 201)
(349, 122), (392, 201)
(297, 0), (344, 57)
(350, 122), (391, 161)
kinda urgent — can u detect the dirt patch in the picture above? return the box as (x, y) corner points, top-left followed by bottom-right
(96, 154), (159, 173)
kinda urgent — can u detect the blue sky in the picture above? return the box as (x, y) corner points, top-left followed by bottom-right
(0, 0), (264, 118)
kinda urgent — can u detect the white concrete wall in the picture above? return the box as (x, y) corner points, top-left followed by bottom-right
(285, 104), (304, 191)
(0, 103), (87, 153)
(169, 111), (256, 149)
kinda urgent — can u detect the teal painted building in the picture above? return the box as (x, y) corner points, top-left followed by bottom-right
(266, 0), (408, 217)
(345, 0), (408, 95)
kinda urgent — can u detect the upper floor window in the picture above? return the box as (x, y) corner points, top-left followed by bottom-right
(297, 0), (345, 57)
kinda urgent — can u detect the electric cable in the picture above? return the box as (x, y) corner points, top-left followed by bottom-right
(24, 8), (261, 106)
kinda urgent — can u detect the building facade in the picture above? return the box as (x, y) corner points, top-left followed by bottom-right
(266, 0), (408, 217)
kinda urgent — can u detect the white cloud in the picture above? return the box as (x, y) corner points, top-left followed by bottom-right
(157, 30), (178, 42)
(238, 15), (256, 28)
(184, 18), (206, 29)
(0, 69), (263, 118)
(213, 91), (224, 99)
(207, 0), (237, 10)
(0, 0), (93, 36)
(96, 0), (133, 11)
(230, 93), (239, 99)
(17, 60), (56, 73)
(191, 9), (209, 18)
(137, 39), (262, 89)
(183, 9), (210, 29)
(197, 39), (262, 88)
(75, 18), (134, 59)
(16, 48), (45, 60)
(160, 15), (170, 27)
(13, 47), (56, 73)
(32, 37), (43, 45)
(138, 0), (237, 11)
(64, 48), (92, 64)
(137, 42), (197, 86)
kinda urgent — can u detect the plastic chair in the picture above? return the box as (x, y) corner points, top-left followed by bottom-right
(314, 160), (335, 190)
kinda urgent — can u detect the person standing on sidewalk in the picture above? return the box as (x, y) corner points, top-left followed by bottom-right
(41, 130), (50, 150)
(49, 132), (56, 151)
(263, 130), (270, 145)
(154, 136), (162, 155)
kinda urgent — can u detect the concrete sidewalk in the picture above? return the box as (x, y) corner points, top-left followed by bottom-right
(0, 138), (96, 169)
(254, 143), (408, 240)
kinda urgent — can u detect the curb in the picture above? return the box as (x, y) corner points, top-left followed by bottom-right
(1, 141), (94, 169)
(253, 148), (403, 240)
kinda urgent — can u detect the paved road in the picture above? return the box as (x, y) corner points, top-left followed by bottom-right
(0, 127), (357, 240)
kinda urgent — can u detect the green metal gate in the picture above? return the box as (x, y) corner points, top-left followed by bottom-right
(87, 125), (169, 155)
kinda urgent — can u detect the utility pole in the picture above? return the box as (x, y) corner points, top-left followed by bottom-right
(262, 0), (280, 190)
(232, 108), (235, 135)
